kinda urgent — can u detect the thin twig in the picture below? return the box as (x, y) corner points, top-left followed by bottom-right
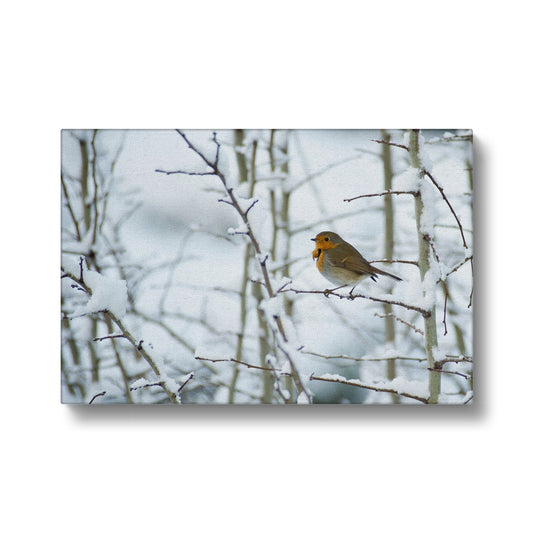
(195, 355), (281, 373)
(437, 355), (473, 365)
(374, 312), (424, 335)
(372, 259), (419, 267)
(439, 279), (449, 336)
(371, 139), (409, 151)
(446, 254), (473, 277)
(302, 350), (426, 363)
(155, 169), (216, 176)
(178, 372), (195, 393)
(89, 391), (106, 404)
(423, 168), (468, 248)
(428, 367), (470, 380)
(344, 190), (416, 203)
(93, 334), (126, 342)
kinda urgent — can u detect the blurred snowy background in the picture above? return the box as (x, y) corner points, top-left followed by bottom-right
(61, 129), (473, 404)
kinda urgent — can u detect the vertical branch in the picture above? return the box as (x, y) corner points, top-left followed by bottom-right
(234, 129), (248, 182)
(380, 129), (399, 403)
(466, 141), (474, 308)
(103, 313), (134, 403)
(278, 132), (293, 318)
(273, 131), (295, 399)
(268, 130), (279, 263)
(78, 136), (91, 232)
(90, 130), (100, 247)
(229, 133), (254, 403)
(409, 130), (441, 403)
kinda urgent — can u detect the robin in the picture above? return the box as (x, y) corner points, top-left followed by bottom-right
(311, 231), (402, 289)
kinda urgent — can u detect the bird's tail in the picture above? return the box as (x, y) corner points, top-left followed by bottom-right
(373, 266), (402, 282)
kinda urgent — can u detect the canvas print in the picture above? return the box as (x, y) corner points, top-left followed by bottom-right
(61, 129), (473, 404)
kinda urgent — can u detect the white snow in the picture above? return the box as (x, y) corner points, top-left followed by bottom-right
(227, 223), (249, 235)
(297, 391), (311, 404)
(61, 129), (473, 405)
(70, 270), (128, 319)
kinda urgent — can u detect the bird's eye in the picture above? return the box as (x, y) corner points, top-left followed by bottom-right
(325, 237), (329, 241)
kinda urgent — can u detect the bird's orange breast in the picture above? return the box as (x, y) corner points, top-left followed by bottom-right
(316, 249), (325, 272)
(312, 241), (339, 273)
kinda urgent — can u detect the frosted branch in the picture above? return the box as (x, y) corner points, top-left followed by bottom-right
(309, 373), (429, 403)
(164, 130), (312, 403)
(62, 267), (181, 404)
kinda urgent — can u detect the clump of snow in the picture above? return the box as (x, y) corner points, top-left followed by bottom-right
(227, 223), (249, 235)
(234, 182), (252, 200)
(259, 296), (283, 327)
(432, 346), (448, 363)
(130, 377), (149, 389)
(297, 391), (311, 404)
(418, 133), (433, 172)
(387, 376), (429, 399)
(280, 361), (291, 375)
(70, 270), (128, 319)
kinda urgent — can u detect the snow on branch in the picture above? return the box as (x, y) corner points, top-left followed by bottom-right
(89, 373), (195, 405)
(157, 130), (312, 404)
(309, 373), (430, 404)
(62, 262), (182, 404)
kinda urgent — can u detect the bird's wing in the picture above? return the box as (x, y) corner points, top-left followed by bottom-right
(327, 245), (374, 275)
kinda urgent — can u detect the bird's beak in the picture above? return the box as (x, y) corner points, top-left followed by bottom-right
(310, 238), (316, 241)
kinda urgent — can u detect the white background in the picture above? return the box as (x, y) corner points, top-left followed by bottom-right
(2, 1), (530, 532)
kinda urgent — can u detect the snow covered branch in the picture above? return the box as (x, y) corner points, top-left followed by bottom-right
(163, 130), (312, 404)
(89, 373), (195, 405)
(309, 373), (430, 404)
(62, 264), (182, 404)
